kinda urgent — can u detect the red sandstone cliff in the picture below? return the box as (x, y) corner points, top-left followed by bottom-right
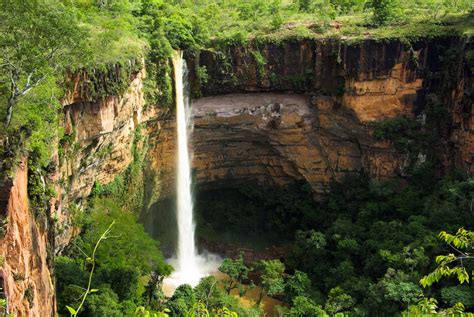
(0, 158), (55, 316)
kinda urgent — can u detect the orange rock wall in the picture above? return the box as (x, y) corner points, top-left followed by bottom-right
(0, 158), (55, 316)
(194, 37), (473, 177)
(0, 36), (471, 317)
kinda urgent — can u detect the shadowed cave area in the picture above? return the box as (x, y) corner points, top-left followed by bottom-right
(142, 91), (400, 256)
(143, 179), (316, 258)
(142, 93), (334, 257)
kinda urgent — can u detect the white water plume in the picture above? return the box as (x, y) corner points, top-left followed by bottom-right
(164, 51), (220, 291)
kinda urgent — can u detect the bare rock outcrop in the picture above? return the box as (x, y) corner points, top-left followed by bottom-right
(60, 67), (158, 201)
(0, 158), (55, 317)
(191, 93), (402, 194)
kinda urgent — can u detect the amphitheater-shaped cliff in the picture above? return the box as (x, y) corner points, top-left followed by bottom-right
(0, 35), (472, 316)
(149, 37), (473, 198)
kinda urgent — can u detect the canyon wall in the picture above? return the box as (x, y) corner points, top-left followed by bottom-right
(0, 158), (56, 316)
(191, 93), (401, 194)
(184, 36), (473, 191)
(0, 64), (165, 316)
(60, 66), (155, 201)
(56, 37), (473, 206)
(0, 36), (472, 315)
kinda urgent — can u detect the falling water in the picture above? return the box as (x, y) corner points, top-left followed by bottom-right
(164, 51), (219, 291)
(173, 50), (197, 275)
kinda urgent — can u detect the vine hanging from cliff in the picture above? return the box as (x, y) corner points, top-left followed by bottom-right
(90, 125), (149, 213)
(64, 59), (143, 103)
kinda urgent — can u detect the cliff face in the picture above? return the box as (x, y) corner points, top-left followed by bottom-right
(0, 158), (55, 317)
(0, 36), (472, 316)
(0, 64), (163, 315)
(60, 67), (156, 201)
(55, 36), (472, 206)
(191, 93), (401, 194)
(186, 36), (473, 189)
(438, 38), (473, 175)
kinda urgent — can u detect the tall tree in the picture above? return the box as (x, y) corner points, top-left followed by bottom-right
(421, 228), (474, 287)
(218, 253), (251, 295)
(256, 259), (285, 306)
(0, 0), (84, 127)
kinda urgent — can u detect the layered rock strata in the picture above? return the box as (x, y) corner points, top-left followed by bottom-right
(60, 68), (157, 201)
(193, 37), (473, 175)
(191, 93), (403, 194)
(0, 158), (55, 317)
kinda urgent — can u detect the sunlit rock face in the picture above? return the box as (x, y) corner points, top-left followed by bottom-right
(192, 37), (473, 177)
(60, 67), (157, 201)
(147, 37), (473, 198)
(191, 93), (402, 194)
(56, 37), (472, 207)
(0, 158), (55, 317)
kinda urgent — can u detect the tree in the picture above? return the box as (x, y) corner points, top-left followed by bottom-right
(167, 284), (196, 316)
(255, 259), (285, 306)
(421, 228), (474, 287)
(186, 302), (210, 317)
(289, 230), (327, 276)
(403, 296), (474, 316)
(57, 199), (171, 315)
(324, 287), (355, 316)
(135, 306), (170, 317)
(80, 198), (168, 275)
(0, 0), (84, 127)
(218, 254), (251, 295)
(286, 296), (328, 317)
(298, 0), (313, 12)
(83, 286), (122, 317)
(144, 263), (172, 308)
(193, 276), (221, 308)
(285, 270), (311, 302)
(186, 302), (238, 317)
(65, 221), (115, 317)
(367, 0), (399, 26)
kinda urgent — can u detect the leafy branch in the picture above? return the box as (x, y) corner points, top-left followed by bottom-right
(420, 228), (473, 287)
(66, 221), (115, 317)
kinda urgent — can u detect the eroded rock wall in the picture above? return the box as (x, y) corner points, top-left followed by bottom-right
(0, 64), (166, 315)
(434, 37), (473, 175)
(149, 36), (472, 197)
(191, 93), (402, 194)
(190, 36), (473, 179)
(0, 158), (55, 317)
(60, 67), (157, 201)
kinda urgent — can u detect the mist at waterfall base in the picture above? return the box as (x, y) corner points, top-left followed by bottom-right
(163, 51), (221, 292)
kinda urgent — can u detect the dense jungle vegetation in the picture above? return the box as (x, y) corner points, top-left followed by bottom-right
(0, 0), (473, 316)
(1, 0), (473, 170)
(56, 173), (474, 316)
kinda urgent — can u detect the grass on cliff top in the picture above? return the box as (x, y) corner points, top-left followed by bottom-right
(196, 0), (473, 46)
(56, 1), (474, 64)
(77, 6), (147, 67)
(217, 11), (474, 45)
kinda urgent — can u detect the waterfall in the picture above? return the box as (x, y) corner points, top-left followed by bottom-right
(164, 51), (219, 292)
(173, 50), (197, 274)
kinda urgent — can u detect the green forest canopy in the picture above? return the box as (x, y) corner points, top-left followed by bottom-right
(1, 0), (472, 169)
(0, 1), (473, 316)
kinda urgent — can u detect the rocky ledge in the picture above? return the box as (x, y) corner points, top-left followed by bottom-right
(191, 93), (403, 194)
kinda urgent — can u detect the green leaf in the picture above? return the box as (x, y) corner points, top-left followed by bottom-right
(66, 305), (77, 316)
(89, 288), (99, 293)
(456, 267), (469, 284)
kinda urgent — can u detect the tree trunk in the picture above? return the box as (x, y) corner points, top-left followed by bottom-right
(256, 290), (264, 306)
(5, 96), (15, 128)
